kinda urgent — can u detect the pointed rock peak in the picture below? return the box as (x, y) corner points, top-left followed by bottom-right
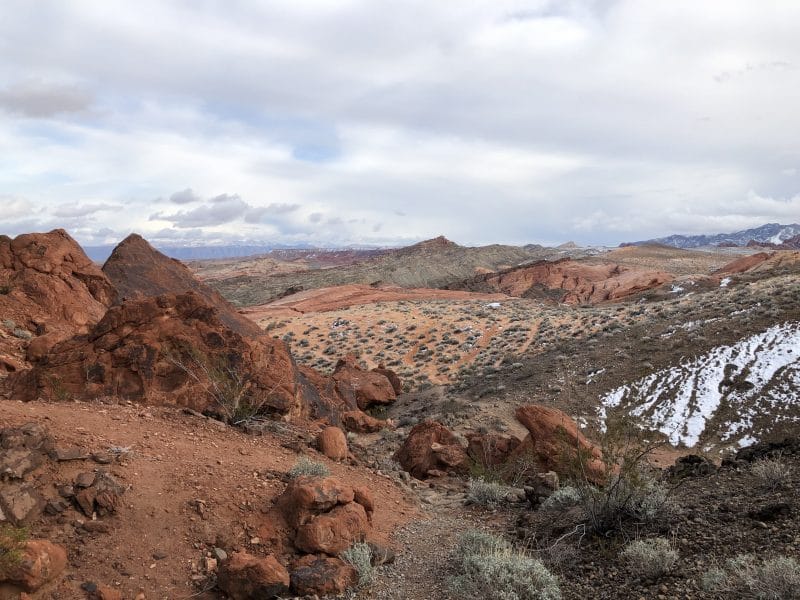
(409, 236), (459, 251)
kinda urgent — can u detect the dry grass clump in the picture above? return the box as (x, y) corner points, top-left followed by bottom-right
(621, 537), (678, 579)
(750, 455), (793, 490)
(287, 456), (330, 479)
(340, 542), (374, 588)
(466, 478), (509, 509)
(701, 554), (800, 599)
(449, 530), (561, 600)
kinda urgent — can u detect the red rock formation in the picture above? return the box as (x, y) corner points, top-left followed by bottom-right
(513, 404), (606, 484)
(11, 292), (305, 419)
(102, 233), (263, 338)
(451, 258), (673, 304)
(394, 421), (468, 479)
(290, 555), (357, 596)
(713, 252), (772, 275)
(0, 539), (67, 592)
(0, 230), (116, 369)
(466, 432), (523, 467)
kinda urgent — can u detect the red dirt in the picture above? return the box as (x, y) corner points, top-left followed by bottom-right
(0, 399), (418, 599)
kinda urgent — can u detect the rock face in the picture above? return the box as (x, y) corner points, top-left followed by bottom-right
(217, 552), (290, 599)
(317, 426), (348, 461)
(394, 421), (469, 479)
(513, 404), (606, 484)
(0, 539), (67, 592)
(450, 258), (673, 304)
(466, 432), (523, 468)
(712, 252), (771, 276)
(0, 230), (116, 371)
(11, 292), (304, 419)
(102, 233), (264, 338)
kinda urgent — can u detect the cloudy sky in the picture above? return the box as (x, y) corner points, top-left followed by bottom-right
(1, 1), (799, 248)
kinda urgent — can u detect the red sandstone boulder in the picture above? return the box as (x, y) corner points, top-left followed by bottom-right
(341, 410), (387, 433)
(353, 486), (375, 522)
(394, 421), (468, 479)
(278, 476), (355, 529)
(513, 404), (606, 484)
(294, 502), (369, 555)
(217, 552), (290, 599)
(290, 555), (357, 596)
(317, 426), (348, 461)
(372, 365), (403, 395)
(332, 356), (397, 410)
(0, 539), (67, 592)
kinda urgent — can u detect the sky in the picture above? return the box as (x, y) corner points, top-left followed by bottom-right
(1, 0), (800, 248)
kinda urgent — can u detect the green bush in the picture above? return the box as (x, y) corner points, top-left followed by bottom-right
(340, 542), (374, 588)
(621, 537), (678, 579)
(702, 554), (800, 599)
(449, 530), (561, 600)
(0, 525), (28, 576)
(287, 457), (330, 479)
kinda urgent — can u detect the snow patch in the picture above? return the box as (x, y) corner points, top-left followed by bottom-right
(599, 322), (800, 447)
(720, 277), (732, 287)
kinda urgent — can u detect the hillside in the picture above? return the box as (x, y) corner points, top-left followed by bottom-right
(203, 237), (579, 307)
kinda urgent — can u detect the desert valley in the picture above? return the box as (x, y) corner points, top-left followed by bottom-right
(0, 225), (798, 600)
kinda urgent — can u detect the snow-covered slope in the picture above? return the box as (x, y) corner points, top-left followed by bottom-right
(599, 322), (800, 448)
(633, 223), (800, 248)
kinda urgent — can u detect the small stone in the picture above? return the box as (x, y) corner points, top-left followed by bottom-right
(152, 551), (168, 560)
(52, 447), (89, 461)
(75, 472), (96, 488)
(213, 547), (228, 561)
(91, 452), (113, 464)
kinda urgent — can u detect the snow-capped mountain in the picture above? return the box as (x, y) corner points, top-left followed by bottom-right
(631, 223), (800, 248)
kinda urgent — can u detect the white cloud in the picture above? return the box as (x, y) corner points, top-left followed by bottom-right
(0, 0), (799, 247)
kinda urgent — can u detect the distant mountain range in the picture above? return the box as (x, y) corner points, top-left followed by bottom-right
(81, 242), (389, 262)
(630, 223), (800, 249)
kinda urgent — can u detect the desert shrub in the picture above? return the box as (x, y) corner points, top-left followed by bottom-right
(12, 328), (32, 340)
(564, 419), (675, 535)
(621, 537), (678, 579)
(751, 455), (793, 490)
(701, 554), (800, 599)
(1, 319), (15, 330)
(0, 525), (27, 576)
(449, 529), (561, 600)
(287, 457), (330, 479)
(466, 478), (508, 509)
(341, 542), (374, 588)
(540, 486), (581, 511)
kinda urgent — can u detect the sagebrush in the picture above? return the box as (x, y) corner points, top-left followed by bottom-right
(449, 529), (561, 600)
(702, 554), (800, 599)
(341, 542), (374, 588)
(288, 456), (330, 479)
(621, 537), (678, 579)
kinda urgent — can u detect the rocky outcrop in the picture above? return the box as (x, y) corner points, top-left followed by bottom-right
(217, 552), (290, 599)
(102, 233), (264, 338)
(449, 258), (673, 304)
(277, 476), (371, 556)
(0, 230), (116, 369)
(394, 421), (469, 479)
(513, 404), (606, 484)
(712, 252), (772, 276)
(11, 292), (304, 419)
